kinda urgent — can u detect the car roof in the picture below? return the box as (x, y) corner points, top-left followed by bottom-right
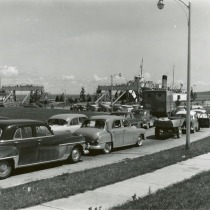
(89, 115), (125, 120)
(192, 109), (206, 113)
(111, 111), (131, 114)
(49, 114), (87, 120)
(0, 119), (45, 126)
(176, 110), (196, 115)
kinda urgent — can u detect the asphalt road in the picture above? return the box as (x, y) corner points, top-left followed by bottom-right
(1, 127), (210, 189)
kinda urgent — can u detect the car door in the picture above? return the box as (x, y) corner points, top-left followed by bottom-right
(122, 119), (135, 145)
(13, 126), (37, 166)
(35, 125), (59, 162)
(110, 120), (124, 147)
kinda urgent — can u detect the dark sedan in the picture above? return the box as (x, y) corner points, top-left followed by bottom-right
(0, 119), (87, 179)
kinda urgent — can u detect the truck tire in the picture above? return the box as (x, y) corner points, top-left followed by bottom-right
(191, 126), (195, 133)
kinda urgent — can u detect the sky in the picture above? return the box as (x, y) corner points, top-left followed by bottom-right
(0, 0), (209, 94)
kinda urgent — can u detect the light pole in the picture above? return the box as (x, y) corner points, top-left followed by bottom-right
(111, 73), (121, 112)
(157, 0), (191, 149)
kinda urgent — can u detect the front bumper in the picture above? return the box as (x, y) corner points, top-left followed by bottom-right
(86, 143), (103, 150)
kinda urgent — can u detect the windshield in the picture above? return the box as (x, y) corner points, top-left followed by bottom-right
(82, 119), (105, 129)
(48, 119), (68, 126)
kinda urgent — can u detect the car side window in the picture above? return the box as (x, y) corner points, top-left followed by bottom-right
(36, 126), (52, 137)
(79, 117), (86, 124)
(70, 118), (79, 125)
(14, 127), (33, 139)
(122, 119), (130, 127)
(112, 120), (121, 128)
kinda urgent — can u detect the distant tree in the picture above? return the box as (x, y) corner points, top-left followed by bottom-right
(80, 87), (86, 102)
(68, 97), (74, 103)
(55, 95), (59, 102)
(115, 91), (119, 100)
(74, 98), (79, 103)
(86, 94), (92, 102)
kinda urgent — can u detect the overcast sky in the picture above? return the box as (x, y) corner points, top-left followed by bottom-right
(0, 0), (209, 94)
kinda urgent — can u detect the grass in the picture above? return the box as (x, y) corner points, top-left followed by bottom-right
(0, 106), (99, 121)
(111, 170), (210, 210)
(0, 136), (210, 209)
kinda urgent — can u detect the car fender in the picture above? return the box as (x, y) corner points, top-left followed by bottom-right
(132, 128), (146, 140)
(0, 146), (19, 168)
(97, 131), (112, 144)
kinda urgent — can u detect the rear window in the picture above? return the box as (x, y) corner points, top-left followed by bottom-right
(48, 119), (68, 126)
(82, 119), (105, 129)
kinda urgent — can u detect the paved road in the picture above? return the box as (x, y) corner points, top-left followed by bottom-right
(1, 127), (210, 189)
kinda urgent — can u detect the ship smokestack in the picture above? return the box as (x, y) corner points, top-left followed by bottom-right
(162, 75), (167, 89)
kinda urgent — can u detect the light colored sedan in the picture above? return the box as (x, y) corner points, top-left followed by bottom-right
(48, 114), (87, 134)
(74, 115), (146, 154)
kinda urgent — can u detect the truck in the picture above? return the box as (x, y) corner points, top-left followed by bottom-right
(142, 89), (186, 138)
(142, 89), (175, 117)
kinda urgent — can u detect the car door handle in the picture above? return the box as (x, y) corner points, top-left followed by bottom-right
(37, 139), (42, 144)
(14, 141), (19, 144)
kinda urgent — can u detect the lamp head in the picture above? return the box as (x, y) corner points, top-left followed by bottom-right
(157, 0), (164, 9)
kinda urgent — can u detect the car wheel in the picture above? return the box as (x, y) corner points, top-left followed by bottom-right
(68, 147), (81, 163)
(176, 127), (182, 138)
(0, 160), (12, 180)
(136, 136), (143, 147)
(103, 142), (112, 154)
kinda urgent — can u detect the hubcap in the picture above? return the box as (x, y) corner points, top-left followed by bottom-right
(0, 163), (8, 174)
(105, 143), (111, 151)
(72, 150), (79, 160)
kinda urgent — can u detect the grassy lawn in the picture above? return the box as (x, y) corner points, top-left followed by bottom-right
(0, 136), (210, 209)
(111, 170), (210, 210)
(0, 106), (99, 121)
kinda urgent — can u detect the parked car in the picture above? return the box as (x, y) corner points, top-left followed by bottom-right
(112, 104), (123, 111)
(132, 109), (157, 128)
(98, 103), (111, 112)
(86, 102), (99, 111)
(175, 110), (199, 133)
(110, 111), (143, 128)
(0, 119), (87, 179)
(121, 105), (134, 112)
(192, 108), (210, 128)
(70, 103), (86, 111)
(48, 114), (87, 133)
(74, 115), (146, 154)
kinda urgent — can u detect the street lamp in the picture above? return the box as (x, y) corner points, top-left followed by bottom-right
(157, 0), (191, 149)
(111, 73), (121, 112)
